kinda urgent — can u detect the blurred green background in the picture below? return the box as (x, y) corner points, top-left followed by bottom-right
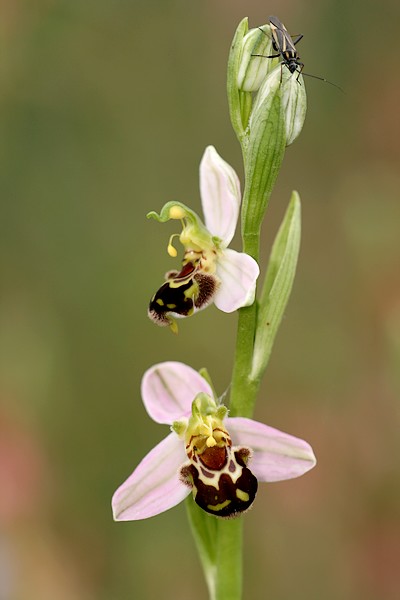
(1, 1), (400, 598)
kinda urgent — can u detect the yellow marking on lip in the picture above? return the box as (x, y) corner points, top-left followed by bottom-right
(236, 489), (249, 502)
(166, 303), (176, 309)
(207, 499), (231, 512)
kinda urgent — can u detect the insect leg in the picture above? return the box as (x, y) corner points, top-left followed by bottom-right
(296, 62), (305, 82)
(251, 53), (281, 58)
(280, 62), (285, 84)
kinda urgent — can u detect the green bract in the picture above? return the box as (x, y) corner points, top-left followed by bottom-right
(251, 191), (302, 381)
(241, 76), (286, 237)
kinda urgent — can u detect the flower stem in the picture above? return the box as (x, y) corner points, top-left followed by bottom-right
(229, 226), (261, 418)
(229, 303), (259, 418)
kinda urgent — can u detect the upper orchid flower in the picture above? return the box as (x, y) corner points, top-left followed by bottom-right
(147, 146), (260, 333)
(112, 362), (316, 521)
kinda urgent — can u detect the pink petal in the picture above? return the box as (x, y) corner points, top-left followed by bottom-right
(112, 432), (189, 521)
(227, 417), (316, 482)
(141, 361), (213, 424)
(199, 146), (241, 245)
(214, 249), (259, 312)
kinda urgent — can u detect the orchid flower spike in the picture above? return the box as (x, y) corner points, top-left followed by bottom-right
(112, 362), (317, 521)
(147, 146), (259, 332)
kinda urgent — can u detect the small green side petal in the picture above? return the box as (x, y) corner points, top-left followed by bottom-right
(251, 191), (301, 381)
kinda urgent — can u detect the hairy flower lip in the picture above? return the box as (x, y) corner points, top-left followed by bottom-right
(112, 362), (317, 521)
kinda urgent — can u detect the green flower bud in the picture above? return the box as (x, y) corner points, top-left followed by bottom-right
(237, 25), (279, 92)
(251, 66), (307, 147)
(282, 74), (307, 146)
(227, 17), (250, 142)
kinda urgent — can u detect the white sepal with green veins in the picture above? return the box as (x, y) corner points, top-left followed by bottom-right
(250, 65), (307, 147)
(237, 25), (278, 92)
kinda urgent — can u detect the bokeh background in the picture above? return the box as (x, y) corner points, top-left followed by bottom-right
(1, 0), (400, 598)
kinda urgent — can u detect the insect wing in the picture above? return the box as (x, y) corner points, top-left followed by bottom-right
(269, 15), (296, 57)
(268, 15), (286, 53)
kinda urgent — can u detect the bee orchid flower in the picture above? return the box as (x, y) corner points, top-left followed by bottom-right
(147, 146), (260, 332)
(112, 362), (316, 521)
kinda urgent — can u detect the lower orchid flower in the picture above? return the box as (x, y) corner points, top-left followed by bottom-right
(112, 362), (316, 521)
(147, 146), (260, 333)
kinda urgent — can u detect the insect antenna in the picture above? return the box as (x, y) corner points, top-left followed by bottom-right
(301, 71), (344, 93)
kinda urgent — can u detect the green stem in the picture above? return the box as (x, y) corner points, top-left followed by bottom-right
(229, 301), (259, 418)
(229, 227), (262, 418)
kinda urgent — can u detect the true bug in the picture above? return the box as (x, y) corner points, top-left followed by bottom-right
(253, 15), (343, 91)
(269, 15), (304, 78)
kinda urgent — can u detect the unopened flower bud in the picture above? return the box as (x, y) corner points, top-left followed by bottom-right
(250, 65), (307, 147)
(280, 71), (307, 146)
(237, 25), (279, 92)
